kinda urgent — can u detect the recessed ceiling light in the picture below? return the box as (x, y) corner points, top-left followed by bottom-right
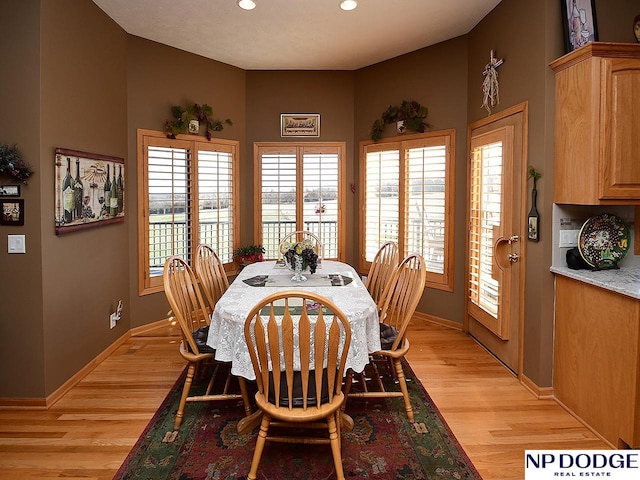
(238, 0), (256, 10)
(340, 1), (357, 11)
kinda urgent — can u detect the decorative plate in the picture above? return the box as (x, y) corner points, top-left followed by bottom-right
(578, 213), (630, 269)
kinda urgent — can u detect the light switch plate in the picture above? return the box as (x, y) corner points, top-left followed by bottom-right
(8, 234), (26, 254)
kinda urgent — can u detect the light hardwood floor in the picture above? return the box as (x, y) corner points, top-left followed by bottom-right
(0, 319), (609, 480)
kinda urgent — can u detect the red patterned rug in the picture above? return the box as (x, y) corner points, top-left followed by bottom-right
(114, 361), (481, 479)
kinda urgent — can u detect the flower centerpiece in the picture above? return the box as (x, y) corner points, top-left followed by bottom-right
(280, 239), (319, 282)
(0, 143), (34, 185)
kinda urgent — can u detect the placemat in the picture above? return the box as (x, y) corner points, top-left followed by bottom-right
(243, 273), (353, 287)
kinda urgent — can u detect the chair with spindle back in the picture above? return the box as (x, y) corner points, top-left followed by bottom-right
(344, 253), (426, 423)
(243, 290), (352, 480)
(364, 241), (399, 309)
(163, 255), (251, 431)
(194, 244), (229, 314)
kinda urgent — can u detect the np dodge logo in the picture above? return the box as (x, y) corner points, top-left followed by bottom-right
(525, 450), (640, 479)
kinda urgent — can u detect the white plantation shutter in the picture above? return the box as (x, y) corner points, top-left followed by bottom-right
(361, 131), (453, 291)
(139, 131), (238, 294)
(302, 151), (339, 258)
(146, 142), (191, 276)
(364, 147), (400, 261)
(469, 140), (503, 317)
(256, 143), (344, 260)
(197, 147), (235, 263)
(259, 149), (297, 259)
(405, 141), (447, 274)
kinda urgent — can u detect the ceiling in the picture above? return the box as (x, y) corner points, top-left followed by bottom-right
(92, 0), (502, 70)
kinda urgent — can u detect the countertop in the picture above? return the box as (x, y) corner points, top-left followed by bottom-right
(551, 265), (640, 300)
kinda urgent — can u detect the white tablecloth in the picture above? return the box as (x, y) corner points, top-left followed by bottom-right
(206, 260), (381, 380)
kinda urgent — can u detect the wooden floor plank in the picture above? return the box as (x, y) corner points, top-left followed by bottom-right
(0, 319), (609, 479)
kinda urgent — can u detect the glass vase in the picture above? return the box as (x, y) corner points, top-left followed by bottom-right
(287, 254), (307, 282)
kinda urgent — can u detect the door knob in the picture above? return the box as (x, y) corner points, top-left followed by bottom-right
(508, 253), (519, 263)
(508, 235), (519, 244)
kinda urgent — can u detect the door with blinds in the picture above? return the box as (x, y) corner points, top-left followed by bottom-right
(467, 104), (527, 374)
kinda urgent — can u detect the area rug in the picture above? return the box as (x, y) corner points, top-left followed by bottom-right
(114, 361), (482, 479)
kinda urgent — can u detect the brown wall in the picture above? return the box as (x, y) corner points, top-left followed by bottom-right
(126, 37), (247, 328)
(0, 0), (44, 397)
(39, 0), (129, 394)
(1, 0), (637, 398)
(354, 37), (469, 323)
(245, 71), (356, 260)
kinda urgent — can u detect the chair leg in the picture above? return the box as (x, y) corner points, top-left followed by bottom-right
(247, 413), (271, 480)
(327, 412), (345, 480)
(174, 362), (196, 431)
(393, 358), (414, 423)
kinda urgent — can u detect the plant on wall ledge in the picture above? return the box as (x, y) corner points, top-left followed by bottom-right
(369, 100), (430, 141)
(0, 143), (34, 185)
(164, 103), (232, 140)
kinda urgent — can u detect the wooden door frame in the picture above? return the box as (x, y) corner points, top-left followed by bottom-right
(464, 102), (528, 377)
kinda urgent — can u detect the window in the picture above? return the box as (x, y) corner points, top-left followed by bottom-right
(254, 143), (345, 260)
(360, 131), (455, 291)
(137, 130), (238, 294)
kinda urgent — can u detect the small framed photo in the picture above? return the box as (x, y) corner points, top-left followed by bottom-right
(281, 114), (320, 137)
(560, 0), (598, 53)
(1, 199), (24, 226)
(0, 185), (20, 197)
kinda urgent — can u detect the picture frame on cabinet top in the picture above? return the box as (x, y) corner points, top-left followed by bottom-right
(560, 0), (598, 53)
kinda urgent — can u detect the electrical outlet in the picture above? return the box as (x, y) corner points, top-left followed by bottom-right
(110, 313), (118, 329)
(559, 229), (579, 248)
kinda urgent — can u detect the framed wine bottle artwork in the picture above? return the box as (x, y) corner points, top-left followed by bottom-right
(54, 148), (125, 235)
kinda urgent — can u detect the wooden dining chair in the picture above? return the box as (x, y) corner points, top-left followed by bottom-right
(364, 241), (399, 309)
(243, 291), (352, 480)
(193, 244), (229, 314)
(163, 255), (251, 431)
(344, 253), (426, 423)
(278, 230), (324, 260)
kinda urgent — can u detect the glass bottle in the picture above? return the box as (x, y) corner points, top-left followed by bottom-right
(110, 165), (118, 217)
(117, 165), (124, 214)
(527, 186), (540, 241)
(103, 164), (111, 217)
(62, 157), (74, 224)
(73, 159), (84, 221)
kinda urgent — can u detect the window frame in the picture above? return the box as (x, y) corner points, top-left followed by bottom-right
(137, 129), (239, 295)
(253, 142), (346, 261)
(359, 130), (455, 292)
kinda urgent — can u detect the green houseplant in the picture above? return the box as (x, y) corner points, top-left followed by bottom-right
(233, 244), (265, 266)
(0, 143), (34, 185)
(164, 103), (232, 141)
(369, 100), (430, 141)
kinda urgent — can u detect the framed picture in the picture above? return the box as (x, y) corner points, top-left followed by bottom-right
(560, 0), (598, 53)
(54, 147), (125, 235)
(1, 199), (24, 226)
(0, 185), (20, 197)
(281, 114), (320, 137)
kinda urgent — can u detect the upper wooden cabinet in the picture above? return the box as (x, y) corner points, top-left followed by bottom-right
(551, 42), (640, 204)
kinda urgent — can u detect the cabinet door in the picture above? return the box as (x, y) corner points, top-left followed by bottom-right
(601, 58), (640, 199)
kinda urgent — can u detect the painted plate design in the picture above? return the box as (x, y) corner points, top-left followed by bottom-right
(578, 213), (630, 269)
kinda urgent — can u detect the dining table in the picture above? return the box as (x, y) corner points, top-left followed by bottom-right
(206, 259), (382, 381)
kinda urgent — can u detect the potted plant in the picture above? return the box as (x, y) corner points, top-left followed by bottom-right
(369, 100), (430, 141)
(233, 244), (265, 266)
(164, 103), (232, 141)
(0, 143), (34, 185)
